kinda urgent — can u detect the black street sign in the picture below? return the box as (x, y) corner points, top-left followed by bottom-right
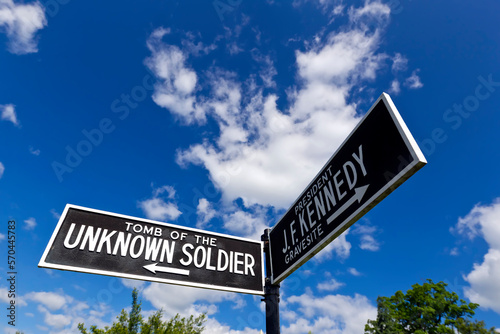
(269, 93), (427, 284)
(39, 204), (265, 295)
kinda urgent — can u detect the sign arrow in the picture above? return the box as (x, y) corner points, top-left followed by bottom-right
(327, 184), (370, 225)
(143, 263), (190, 276)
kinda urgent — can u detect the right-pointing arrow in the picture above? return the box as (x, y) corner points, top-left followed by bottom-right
(327, 184), (370, 225)
(143, 263), (190, 276)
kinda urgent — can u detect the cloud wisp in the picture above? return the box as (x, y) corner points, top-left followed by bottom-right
(0, 0), (47, 54)
(138, 185), (182, 222)
(452, 198), (500, 314)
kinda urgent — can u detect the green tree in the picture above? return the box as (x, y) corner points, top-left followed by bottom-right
(78, 288), (206, 334)
(141, 312), (206, 334)
(128, 288), (143, 334)
(455, 318), (497, 334)
(364, 279), (490, 334)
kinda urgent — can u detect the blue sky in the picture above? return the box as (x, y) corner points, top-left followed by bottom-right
(1, 0), (500, 333)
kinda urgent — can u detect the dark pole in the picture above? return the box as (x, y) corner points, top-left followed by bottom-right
(261, 228), (280, 334)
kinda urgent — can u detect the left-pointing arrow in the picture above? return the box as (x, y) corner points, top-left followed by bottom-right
(143, 263), (190, 276)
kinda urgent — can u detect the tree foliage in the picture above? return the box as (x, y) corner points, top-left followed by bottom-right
(455, 318), (497, 334)
(78, 288), (206, 334)
(365, 279), (496, 334)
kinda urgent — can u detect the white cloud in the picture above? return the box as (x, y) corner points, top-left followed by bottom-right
(43, 268), (57, 277)
(295, 28), (384, 86)
(404, 69), (423, 89)
(181, 31), (217, 57)
(29, 145), (40, 155)
(17, 289), (117, 333)
(50, 209), (61, 220)
(26, 291), (69, 311)
(34, 295), (108, 333)
(449, 247), (459, 256)
(153, 184), (176, 198)
(283, 291), (376, 334)
(454, 198), (500, 252)
(121, 278), (146, 290)
(251, 49), (277, 88)
(347, 267), (362, 276)
(348, 0), (391, 27)
(314, 232), (351, 262)
(0, 0), (47, 54)
(388, 79), (401, 95)
(38, 305), (72, 329)
(391, 52), (408, 72)
(353, 223), (380, 251)
(219, 20), (248, 55)
(23, 217), (36, 230)
(222, 207), (269, 240)
(453, 198), (500, 313)
(464, 249), (500, 313)
(4, 326), (21, 334)
(142, 282), (244, 319)
(145, 28), (203, 125)
(138, 185), (182, 221)
(139, 198), (181, 221)
(0, 162), (4, 178)
(71, 284), (86, 292)
(196, 198), (217, 229)
(0, 233), (5, 241)
(294, 0), (344, 18)
(333, 4), (345, 16)
(203, 318), (262, 334)
(317, 278), (345, 292)
(0, 104), (19, 126)
(359, 234), (379, 251)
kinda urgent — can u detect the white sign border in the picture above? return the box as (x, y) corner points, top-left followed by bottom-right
(39, 204), (266, 296)
(269, 92), (427, 284)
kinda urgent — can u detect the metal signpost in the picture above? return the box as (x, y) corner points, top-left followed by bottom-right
(39, 93), (426, 334)
(39, 204), (265, 295)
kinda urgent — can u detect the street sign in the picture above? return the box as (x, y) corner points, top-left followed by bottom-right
(39, 204), (265, 295)
(269, 93), (427, 284)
